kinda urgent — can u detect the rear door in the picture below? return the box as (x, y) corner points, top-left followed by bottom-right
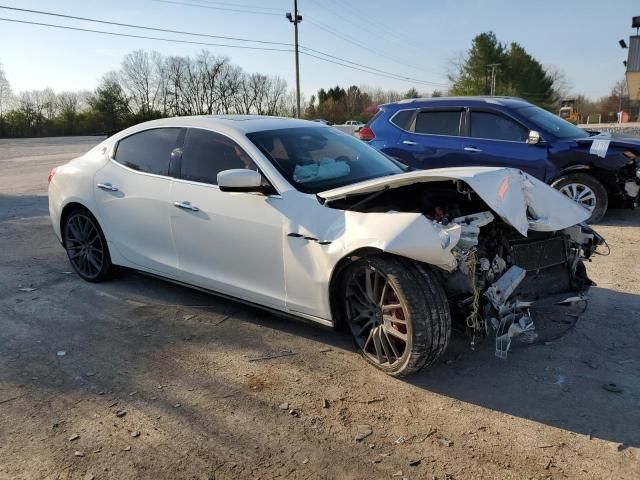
(463, 109), (548, 179)
(94, 127), (184, 275)
(386, 108), (467, 170)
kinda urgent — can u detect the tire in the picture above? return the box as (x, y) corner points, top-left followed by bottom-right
(62, 207), (113, 282)
(551, 173), (608, 223)
(341, 255), (451, 377)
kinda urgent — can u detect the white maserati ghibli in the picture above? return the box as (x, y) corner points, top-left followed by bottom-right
(48, 116), (604, 376)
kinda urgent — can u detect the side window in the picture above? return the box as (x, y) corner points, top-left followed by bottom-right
(390, 109), (415, 130)
(414, 110), (461, 136)
(470, 111), (528, 142)
(114, 128), (182, 175)
(180, 129), (257, 185)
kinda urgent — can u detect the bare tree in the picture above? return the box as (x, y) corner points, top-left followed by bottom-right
(216, 63), (243, 114)
(0, 60), (13, 121)
(121, 50), (163, 118)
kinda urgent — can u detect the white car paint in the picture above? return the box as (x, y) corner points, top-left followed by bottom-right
(48, 115), (591, 327)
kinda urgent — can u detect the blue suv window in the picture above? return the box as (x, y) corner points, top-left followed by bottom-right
(414, 110), (461, 136)
(470, 111), (528, 142)
(390, 109), (415, 130)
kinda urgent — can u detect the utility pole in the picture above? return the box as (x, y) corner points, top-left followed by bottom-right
(487, 63), (500, 96)
(286, 1), (303, 118)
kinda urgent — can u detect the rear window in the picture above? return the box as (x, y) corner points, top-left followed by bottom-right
(390, 109), (415, 130)
(414, 110), (461, 136)
(115, 128), (182, 176)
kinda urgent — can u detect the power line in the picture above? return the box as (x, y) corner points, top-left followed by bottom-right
(154, 0), (447, 81)
(301, 46), (447, 87)
(0, 5), (291, 46)
(0, 17), (293, 52)
(188, 0), (283, 12)
(314, 0), (443, 72)
(152, 0), (281, 16)
(0, 6), (447, 87)
(300, 51), (444, 87)
(308, 0), (381, 39)
(324, 0), (407, 44)
(0, 16), (443, 86)
(304, 16), (447, 82)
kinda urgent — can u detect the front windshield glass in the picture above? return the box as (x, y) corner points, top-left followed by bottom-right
(516, 105), (589, 140)
(247, 126), (405, 193)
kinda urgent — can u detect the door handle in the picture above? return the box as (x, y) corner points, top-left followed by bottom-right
(97, 182), (118, 191)
(174, 201), (199, 212)
(463, 147), (482, 153)
(402, 140), (418, 146)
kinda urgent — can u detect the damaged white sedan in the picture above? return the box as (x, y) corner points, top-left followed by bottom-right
(48, 116), (605, 376)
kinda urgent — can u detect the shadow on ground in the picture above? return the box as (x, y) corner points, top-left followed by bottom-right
(3, 261), (638, 448)
(0, 194), (48, 221)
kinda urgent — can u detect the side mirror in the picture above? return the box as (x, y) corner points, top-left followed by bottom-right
(526, 130), (542, 145)
(217, 169), (273, 194)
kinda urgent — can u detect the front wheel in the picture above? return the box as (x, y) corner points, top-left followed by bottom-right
(551, 173), (608, 223)
(63, 208), (113, 282)
(341, 255), (451, 377)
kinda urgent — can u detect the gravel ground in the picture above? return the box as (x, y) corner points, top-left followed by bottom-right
(0, 137), (639, 480)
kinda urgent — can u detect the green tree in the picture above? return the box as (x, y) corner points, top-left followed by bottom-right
(88, 74), (131, 133)
(449, 31), (556, 108)
(404, 87), (419, 99)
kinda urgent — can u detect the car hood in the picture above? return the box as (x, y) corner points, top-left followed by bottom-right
(318, 167), (590, 236)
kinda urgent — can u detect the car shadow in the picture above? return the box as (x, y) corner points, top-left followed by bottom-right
(0, 194), (49, 222)
(89, 271), (640, 447)
(594, 207), (640, 228)
(2, 194), (638, 452)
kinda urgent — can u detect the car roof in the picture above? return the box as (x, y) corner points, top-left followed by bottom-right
(380, 96), (532, 109)
(124, 115), (322, 134)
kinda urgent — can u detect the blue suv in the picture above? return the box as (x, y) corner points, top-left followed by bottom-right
(359, 97), (640, 222)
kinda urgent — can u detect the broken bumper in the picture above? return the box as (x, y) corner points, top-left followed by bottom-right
(486, 265), (590, 359)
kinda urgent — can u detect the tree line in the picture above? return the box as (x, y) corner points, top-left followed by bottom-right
(1, 32), (635, 138)
(0, 48), (439, 137)
(0, 50), (296, 138)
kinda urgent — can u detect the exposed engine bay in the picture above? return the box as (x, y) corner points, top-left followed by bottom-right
(329, 180), (605, 357)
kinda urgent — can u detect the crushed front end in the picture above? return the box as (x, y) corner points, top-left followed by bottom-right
(322, 168), (607, 358)
(447, 212), (604, 357)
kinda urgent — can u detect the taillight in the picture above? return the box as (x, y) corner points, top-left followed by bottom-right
(48, 167), (58, 184)
(358, 126), (376, 141)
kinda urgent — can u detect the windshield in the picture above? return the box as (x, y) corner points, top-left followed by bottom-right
(247, 126), (405, 193)
(516, 105), (588, 139)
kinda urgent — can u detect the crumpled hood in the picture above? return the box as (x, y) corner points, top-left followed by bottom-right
(318, 167), (590, 236)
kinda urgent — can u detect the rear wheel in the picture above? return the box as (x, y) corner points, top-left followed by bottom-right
(552, 173), (608, 223)
(342, 255), (451, 377)
(63, 208), (112, 282)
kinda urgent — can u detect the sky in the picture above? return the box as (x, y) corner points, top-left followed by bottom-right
(0, 0), (637, 101)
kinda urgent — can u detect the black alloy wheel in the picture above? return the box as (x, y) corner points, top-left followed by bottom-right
(63, 209), (112, 282)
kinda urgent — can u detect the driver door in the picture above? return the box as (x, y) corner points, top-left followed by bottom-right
(169, 128), (286, 309)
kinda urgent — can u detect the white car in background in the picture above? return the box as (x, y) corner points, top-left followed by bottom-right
(334, 119), (364, 137)
(48, 116), (604, 376)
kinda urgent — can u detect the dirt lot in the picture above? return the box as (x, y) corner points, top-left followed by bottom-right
(1, 136), (639, 480)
